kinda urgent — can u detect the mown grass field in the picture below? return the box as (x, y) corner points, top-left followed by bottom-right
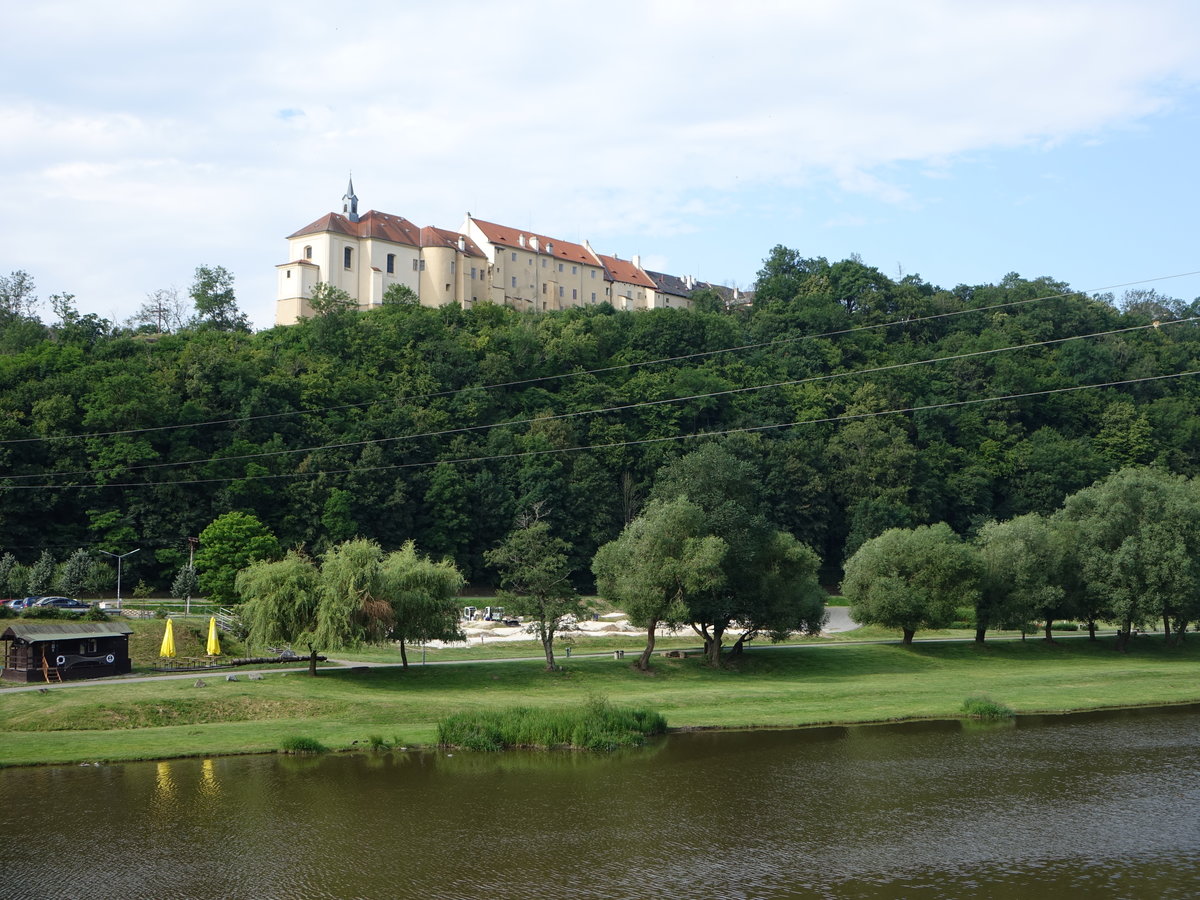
(2, 633), (1199, 767)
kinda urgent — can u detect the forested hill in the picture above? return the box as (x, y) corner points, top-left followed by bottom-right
(2, 250), (1198, 590)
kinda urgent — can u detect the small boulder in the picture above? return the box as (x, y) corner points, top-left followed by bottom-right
(226, 674), (238, 682)
(248, 672), (264, 681)
(194, 679), (207, 688)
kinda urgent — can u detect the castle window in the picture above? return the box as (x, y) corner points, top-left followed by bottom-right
(541, 259), (546, 268)
(304, 245), (312, 260)
(511, 251), (517, 262)
(386, 254), (395, 274)
(471, 267), (477, 279)
(511, 276), (517, 288)
(558, 263), (564, 272)
(590, 270), (596, 279)
(572, 289), (577, 300)
(591, 292), (596, 302)
(450, 261), (456, 275)
(542, 283), (547, 294)
(558, 286), (564, 297)
(286, 270), (291, 278)
(419, 260), (426, 272)
(344, 247), (353, 269)
(572, 265), (577, 275)
(413, 259), (420, 271)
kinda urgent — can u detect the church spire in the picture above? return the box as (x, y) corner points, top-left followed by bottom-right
(342, 174), (359, 223)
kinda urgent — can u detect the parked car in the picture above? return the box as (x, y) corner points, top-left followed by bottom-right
(8, 597), (40, 611)
(33, 596), (91, 613)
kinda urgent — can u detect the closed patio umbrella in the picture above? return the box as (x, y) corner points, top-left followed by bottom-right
(206, 616), (221, 657)
(159, 618), (176, 658)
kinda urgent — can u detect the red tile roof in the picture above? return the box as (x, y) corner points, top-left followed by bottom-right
(287, 210), (421, 247)
(469, 217), (601, 267)
(420, 225), (486, 258)
(598, 254), (655, 288)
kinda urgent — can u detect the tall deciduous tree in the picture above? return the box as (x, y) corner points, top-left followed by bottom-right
(1060, 467), (1200, 649)
(976, 514), (1066, 642)
(593, 497), (727, 670)
(843, 523), (979, 644)
(195, 512), (280, 604)
(55, 548), (92, 598)
(190, 265), (249, 332)
(26, 549), (57, 597)
(649, 443), (826, 666)
(486, 507), (583, 671)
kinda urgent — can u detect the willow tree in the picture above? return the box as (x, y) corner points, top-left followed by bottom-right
(378, 540), (465, 668)
(236, 550), (321, 675)
(593, 497), (727, 670)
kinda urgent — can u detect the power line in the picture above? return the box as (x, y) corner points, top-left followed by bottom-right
(3, 268), (1196, 447)
(7, 368), (1196, 492)
(8, 315), (1193, 482)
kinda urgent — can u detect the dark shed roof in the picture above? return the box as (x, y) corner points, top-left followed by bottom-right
(2, 622), (134, 642)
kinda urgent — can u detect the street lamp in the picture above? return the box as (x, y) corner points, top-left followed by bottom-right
(99, 548), (140, 609)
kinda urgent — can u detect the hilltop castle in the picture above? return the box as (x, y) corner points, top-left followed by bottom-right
(275, 180), (739, 325)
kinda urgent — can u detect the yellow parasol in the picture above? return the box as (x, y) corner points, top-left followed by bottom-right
(206, 616), (222, 657)
(159, 618), (176, 658)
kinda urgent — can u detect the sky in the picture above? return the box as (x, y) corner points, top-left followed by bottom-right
(3, 0), (1200, 330)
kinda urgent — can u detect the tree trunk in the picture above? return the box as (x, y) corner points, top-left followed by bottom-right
(399, 639), (409, 669)
(974, 626), (986, 643)
(1087, 619), (1097, 641)
(307, 642), (319, 677)
(542, 635), (556, 671)
(1163, 613), (1172, 646)
(706, 624), (726, 667)
(1044, 619), (1055, 641)
(1116, 619), (1133, 652)
(638, 618), (657, 671)
(902, 628), (915, 645)
(727, 633), (747, 657)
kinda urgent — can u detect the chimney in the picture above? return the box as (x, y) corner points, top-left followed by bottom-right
(633, 254), (641, 270)
(458, 236), (466, 252)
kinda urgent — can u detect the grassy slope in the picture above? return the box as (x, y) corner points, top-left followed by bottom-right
(3, 635), (1199, 767)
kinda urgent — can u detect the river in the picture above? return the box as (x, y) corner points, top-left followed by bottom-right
(3, 706), (1199, 898)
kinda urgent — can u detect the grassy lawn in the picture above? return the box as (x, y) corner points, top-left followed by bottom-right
(2, 633), (1199, 767)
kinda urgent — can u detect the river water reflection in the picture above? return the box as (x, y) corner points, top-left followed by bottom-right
(4, 706), (1199, 899)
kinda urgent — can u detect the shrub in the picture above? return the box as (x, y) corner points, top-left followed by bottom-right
(1050, 622), (1080, 631)
(962, 694), (1014, 719)
(280, 736), (329, 754)
(21, 606), (64, 620)
(367, 734), (387, 751)
(82, 606), (110, 622)
(437, 696), (666, 752)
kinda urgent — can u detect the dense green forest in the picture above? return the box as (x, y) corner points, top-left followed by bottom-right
(1, 251), (1198, 593)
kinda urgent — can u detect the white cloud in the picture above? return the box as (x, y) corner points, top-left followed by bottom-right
(1, 0), (1198, 326)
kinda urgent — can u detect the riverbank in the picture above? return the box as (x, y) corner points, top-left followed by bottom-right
(3, 635), (1199, 767)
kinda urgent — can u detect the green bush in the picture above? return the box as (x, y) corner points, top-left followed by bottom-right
(82, 606), (110, 622)
(1050, 622), (1080, 631)
(437, 696), (666, 751)
(962, 694), (1015, 719)
(21, 606), (64, 620)
(366, 734), (387, 751)
(280, 736), (329, 754)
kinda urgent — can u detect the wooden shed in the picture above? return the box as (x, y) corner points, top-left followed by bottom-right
(1, 622), (134, 683)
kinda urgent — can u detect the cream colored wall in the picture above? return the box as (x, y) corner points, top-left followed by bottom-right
(362, 239), (420, 306)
